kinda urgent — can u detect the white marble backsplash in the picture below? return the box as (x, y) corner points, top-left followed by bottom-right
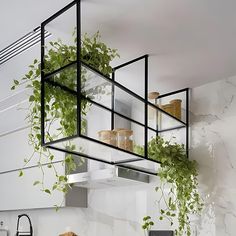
(191, 75), (236, 236)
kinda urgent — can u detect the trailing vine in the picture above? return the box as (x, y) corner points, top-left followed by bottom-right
(11, 31), (119, 197)
(136, 136), (204, 236)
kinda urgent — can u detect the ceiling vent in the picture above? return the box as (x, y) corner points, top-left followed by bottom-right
(0, 27), (51, 65)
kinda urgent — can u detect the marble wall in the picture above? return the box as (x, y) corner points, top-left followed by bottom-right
(191, 75), (236, 236)
(1, 75), (236, 236)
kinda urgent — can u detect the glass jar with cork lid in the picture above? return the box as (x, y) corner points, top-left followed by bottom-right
(98, 130), (117, 146)
(117, 129), (133, 152)
(170, 99), (182, 120)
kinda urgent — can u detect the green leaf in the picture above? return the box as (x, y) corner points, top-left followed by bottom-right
(44, 189), (51, 194)
(33, 181), (40, 186)
(52, 184), (57, 191)
(59, 175), (65, 181)
(19, 170), (24, 177)
(29, 95), (35, 102)
(14, 80), (19, 85)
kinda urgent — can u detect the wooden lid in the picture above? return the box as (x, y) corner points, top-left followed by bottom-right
(59, 232), (78, 236)
(148, 92), (160, 100)
(98, 130), (116, 135)
(117, 129), (133, 136)
(113, 128), (125, 132)
(170, 99), (182, 104)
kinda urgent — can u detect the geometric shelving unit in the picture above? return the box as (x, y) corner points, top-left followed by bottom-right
(41, 0), (189, 176)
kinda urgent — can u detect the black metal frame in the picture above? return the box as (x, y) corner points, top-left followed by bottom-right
(40, 0), (189, 176)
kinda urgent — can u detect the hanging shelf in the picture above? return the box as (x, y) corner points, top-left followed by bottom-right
(40, 0), (189, 176)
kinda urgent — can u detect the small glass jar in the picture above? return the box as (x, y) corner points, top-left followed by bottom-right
(170, 99), (182, 120)
(160, 103), (174, 116)
(98, 130), (117, 146)
(117, 129), (133, 152)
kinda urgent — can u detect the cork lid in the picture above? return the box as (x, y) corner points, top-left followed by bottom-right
(98, 130), (116, 136)
(113, 128), (125, 132)
(117, 129), (133, 136)
(170, 99), (182, 104)
(148, 92), (160, 100)
(59, 232), (78, 236)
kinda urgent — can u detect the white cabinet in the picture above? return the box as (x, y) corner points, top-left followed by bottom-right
(0, 127), (64, 173)
(0, 163), (87, 211)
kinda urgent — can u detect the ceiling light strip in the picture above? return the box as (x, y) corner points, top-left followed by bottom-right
(0, 27), (51, 65)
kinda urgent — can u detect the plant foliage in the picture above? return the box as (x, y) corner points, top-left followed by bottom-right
(11, 31), (119, 197)
(136, 136), (204, 236)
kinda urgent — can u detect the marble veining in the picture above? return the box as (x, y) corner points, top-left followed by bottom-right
(191, 75), (236, 236)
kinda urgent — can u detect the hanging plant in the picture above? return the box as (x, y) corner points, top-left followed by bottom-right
(11, 31), (119, 196)
(135, 136), (204, 236)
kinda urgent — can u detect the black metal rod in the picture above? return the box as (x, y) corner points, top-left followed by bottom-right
(48, 145), (113, 165)
(144, 55), (148, 159)
(45, 79), (77, 95)
(77, 0), (81, 136)
(41, 0), (77, 26)
(116, 164), (158, 176)
(158, 125), (186, 133)
(157, 88), (189, 99)
(155, 97), (159, 137)
(44, 60), (77, 80)
(186, 88), (189, 158)
(41, 23), (45, 145)
(114, 158), (144, 165)
(78, 133), (145, 159)
(113, 54), (148, 70)
(111, 71), (115, 130)
(42, 133), (80, 147)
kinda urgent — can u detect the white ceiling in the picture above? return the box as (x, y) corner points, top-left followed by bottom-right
(1, 0), (236, 93)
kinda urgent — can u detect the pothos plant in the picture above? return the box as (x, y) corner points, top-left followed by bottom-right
(11, 31), (119, 197)
(135, 136), (204, 236)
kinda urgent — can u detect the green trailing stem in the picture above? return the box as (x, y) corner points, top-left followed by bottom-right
(11, 31), (119, 198)
(137, 136), (204, 236)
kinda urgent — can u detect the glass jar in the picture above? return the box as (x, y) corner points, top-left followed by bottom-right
(160, 103), (174, 116)
(170, 99), (182, 120)
(117, 129), (133, 152)
(98, 130), (117, 146)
